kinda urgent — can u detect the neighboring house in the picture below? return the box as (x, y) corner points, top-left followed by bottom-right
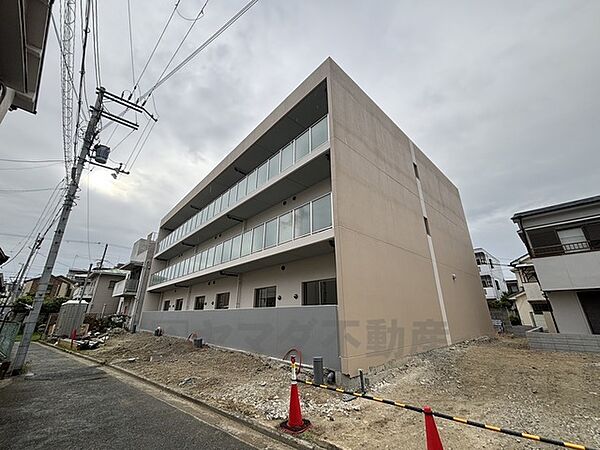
(474, 248), (507, 300)
(512, 195), (600, 335)
(82, 268), (128, 316)
(22, 275), (73, 299)
(140, 58), (493, 377)
(112, 234), (156, 329)
(509, 254), (553, 331)
(0, 1), (52, 124)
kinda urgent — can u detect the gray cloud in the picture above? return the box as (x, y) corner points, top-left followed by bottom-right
(1, 0), (599, 281)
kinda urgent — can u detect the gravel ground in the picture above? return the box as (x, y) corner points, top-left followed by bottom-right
(84, 332), (600, 450)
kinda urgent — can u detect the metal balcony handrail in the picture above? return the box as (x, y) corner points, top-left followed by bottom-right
(531, 239), (600, 257)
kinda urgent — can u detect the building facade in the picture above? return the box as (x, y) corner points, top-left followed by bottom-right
(140, 59), (493, 376)
(81, 268), (128, 316)
(512, 195), (600, 335)
(474, 248), (507, 300)
(112, 234), (156, 329)
(23, 275), (73, 300)
(508, 255), (553, 331)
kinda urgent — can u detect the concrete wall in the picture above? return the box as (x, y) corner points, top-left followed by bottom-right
(327, 60), (493, 375)
(157, 253), (335, 311)
(527, 330), (600, 353)
(547, 291), (592, 334)
(534, 252), (600, 291)
(139, 305), (341, 370)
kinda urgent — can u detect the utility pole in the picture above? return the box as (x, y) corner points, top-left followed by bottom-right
(10, 89), (105, 375)
(0, 234), (44, 336)
(98, 243), (108, 268)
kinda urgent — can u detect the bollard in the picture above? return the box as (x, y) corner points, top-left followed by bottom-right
(423, 406), (444, 450)
(359, 368), (366, 393)
(313, 356), (323, 385)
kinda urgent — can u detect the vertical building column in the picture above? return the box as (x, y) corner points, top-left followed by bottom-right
(409, 141), (452, 346)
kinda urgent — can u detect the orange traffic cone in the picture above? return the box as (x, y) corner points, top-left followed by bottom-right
(280, 355), (311, 433)
(423, 406), (444, 450)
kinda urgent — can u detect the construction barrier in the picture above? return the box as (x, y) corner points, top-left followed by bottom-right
(298, 378), (597, 450)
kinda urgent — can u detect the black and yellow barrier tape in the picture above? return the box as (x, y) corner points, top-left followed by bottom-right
(299, 378), (597, 450)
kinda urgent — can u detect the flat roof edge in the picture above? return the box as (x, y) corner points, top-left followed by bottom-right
(511, 194), (600, 222)
(159, 57), (337, 228)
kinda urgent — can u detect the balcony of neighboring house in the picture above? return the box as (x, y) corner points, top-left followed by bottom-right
(523, 222), (600, 291)
(148, 191), (334, 293)
(154, 82), (329, 261)
(112, 279), (139, 298)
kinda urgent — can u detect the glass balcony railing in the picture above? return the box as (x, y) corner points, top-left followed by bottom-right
(156, 115), (329, 255)
(149, 192), (333, 287)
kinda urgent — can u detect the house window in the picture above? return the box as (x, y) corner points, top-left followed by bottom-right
(163, 300), (170, 311)
(481, 275), (493, 288)
(216, 292), (230, 309)
(254, 286), (276, 308)
(108, 280), (117, 289)
(302, 279), (337, 305)
(175, 298), (183, 311)
(194, 296), (205, 310)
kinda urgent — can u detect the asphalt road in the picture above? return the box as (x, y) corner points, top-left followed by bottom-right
(0, 344), (255, 449)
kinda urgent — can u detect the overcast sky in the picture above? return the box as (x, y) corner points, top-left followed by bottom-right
(1, 0), (599, 282)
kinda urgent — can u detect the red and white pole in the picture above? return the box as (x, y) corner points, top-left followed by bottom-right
(280, 355), (311, 433)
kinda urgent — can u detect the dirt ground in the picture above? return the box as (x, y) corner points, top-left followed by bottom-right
(84, 332), (600, 450)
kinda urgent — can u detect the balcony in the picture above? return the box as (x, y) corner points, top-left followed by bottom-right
(532, 250), (600, 291)
(531, 239), (600, 258)
(149, 193), (333, 291)
(155, 115), (330, 260)
(112, 279), (139, 298)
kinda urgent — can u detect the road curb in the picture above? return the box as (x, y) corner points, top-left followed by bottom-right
(36, 341), (342, 450)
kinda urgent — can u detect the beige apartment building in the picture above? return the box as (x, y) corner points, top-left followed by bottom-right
(140, 58), (492, 376)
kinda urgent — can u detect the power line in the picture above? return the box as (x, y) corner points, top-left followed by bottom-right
(176, 0), (208, 21)
(130, 0), (182, 97)
(144, 0), (209, 101)
(139, 0), (258, 103)
(0, 158), (63, 163)
(0, 187), (68, 193)
(126, 0), (136, 87)
(0, 233), (131, 250)
(0, 162), (63, 171)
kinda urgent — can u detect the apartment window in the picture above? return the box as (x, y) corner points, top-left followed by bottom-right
(241, 230), (253, 256)
(475, 252), (486, 265)
(557, 227), (589, 253)
(423, 217), (431, 236)
(216, 292), (230, 309)
(247, 170), (257, 194)
(494, 280), (500, 291)
(264, 218), (278, 248)
(311, 117), (328, 150)
(108, 280), (117, 289)
(481, 275), (493, 288)
(163, 300), (170, 311)
(254, 286), (276, 308)
(252, 224), (265, 253)
(413, 162), (420, 179)
(302, 279), (337, 305)
(175, 298), (183, 311)
(231, 234), (242, 260)
(222, 238), (232, 263)
(194, 296), (205, 310)
(280, 143), (294, 171)
(268, 153), (280, 180)
(312, 193), (332, 232)
(295, 131), (309, 161)
(294, 203), (310, 238)
(278, 211), (293, 244)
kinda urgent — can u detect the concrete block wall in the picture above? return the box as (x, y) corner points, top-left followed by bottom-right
(527, 330), (600, 353)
